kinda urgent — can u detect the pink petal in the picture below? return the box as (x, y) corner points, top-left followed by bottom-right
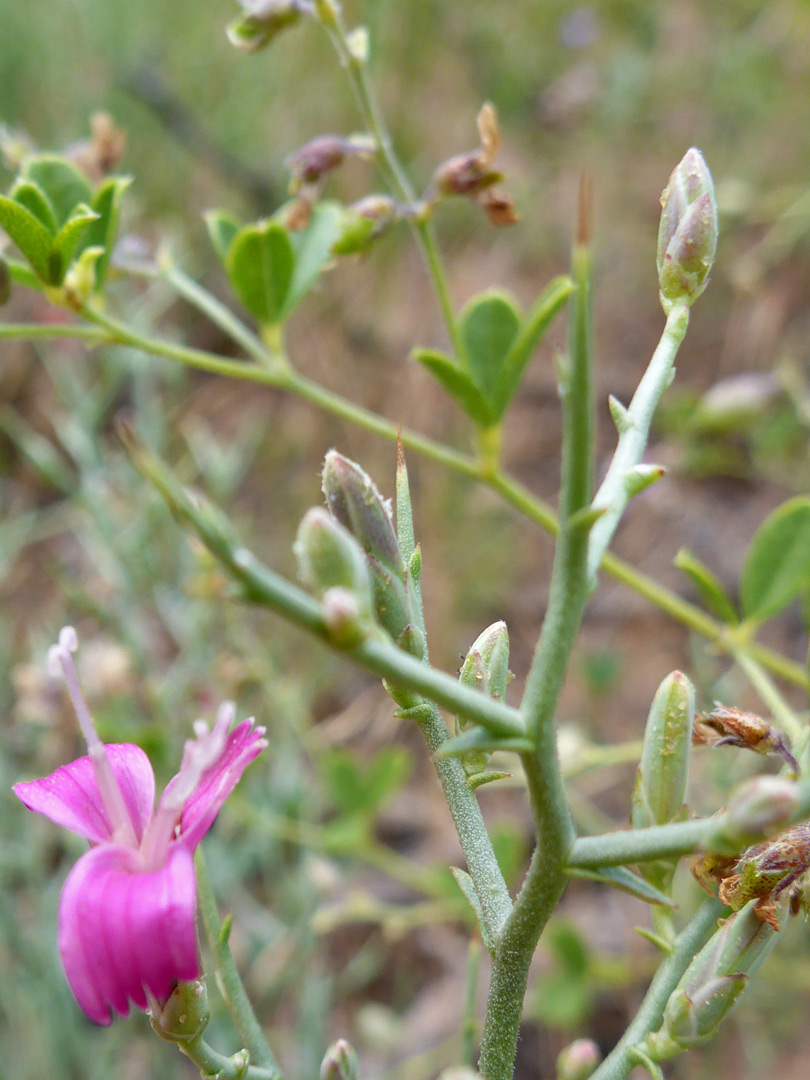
(13, 744), (155, 844)
(58, 842), (199, 1024)
(177, 720), (265, 851)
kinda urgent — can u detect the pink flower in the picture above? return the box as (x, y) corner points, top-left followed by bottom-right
(13, 627), (267, 1025)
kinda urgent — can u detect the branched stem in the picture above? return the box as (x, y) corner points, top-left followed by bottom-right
(3, 312), (807, 693)
(478, 201), (593, 1080)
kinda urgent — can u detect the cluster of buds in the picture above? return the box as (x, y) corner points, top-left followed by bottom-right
(644, 900), (777, 1060)
(282, 133), (377, 230)
(226, 0), (314, 52)
(693, 704), (798, 773)
(657, 147), (718, 313)
(294, 451), (424, 664)
(427, 103), (518, 226)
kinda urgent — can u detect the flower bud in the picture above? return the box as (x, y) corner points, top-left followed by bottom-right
(321, 451), (402, 575)
(321, 587), (370, 647)
(226, 0), (309, 52)
(631, 671), (694, 830)
(320, 1038), (359, 1080)
(149, 978), (210, 1044)
(286, 134), (375, 192)
(295, 507), (374, 617)
(331, 195), (398, 256)
(719, 775), (798, 847)
(556, 1038), (600, 1080)
(657, 148), (718, 313)
(456, 621), (510, 776)
(645, 900), (777, 1060)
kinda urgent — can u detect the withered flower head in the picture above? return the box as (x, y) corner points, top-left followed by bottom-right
(693, 704), (798, 773)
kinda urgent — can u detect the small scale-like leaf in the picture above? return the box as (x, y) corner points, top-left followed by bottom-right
(82, 176), (132, 286)
(450, 867), (494, 953)
(435, 726), (533, 758)
(283, 200), (343, 317)
(675, 547), (738, 623)
(413, 347), (493, 427)
(49, 204), (99, 284)
(492, 275), (574, 418)
(205, 209), (242, 264)
(0, 195), (55, 280)
(740, 497), (810, 622)
(22, 155), (93, 227)
(459, 289), (521, 404)
(568, 865), (677, 907)
(9, 180), (57, 234)
(225, 220), (294, 325)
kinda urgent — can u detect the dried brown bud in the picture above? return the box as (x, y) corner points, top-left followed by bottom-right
(693, 705), (798, 773)
(479, 187), (519, 226)
(65, 112), (127, 182)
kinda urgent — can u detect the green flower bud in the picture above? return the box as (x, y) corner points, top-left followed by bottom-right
(149, 978), (210, 1044)
(321, 451), (403, 574)
(295, 507), (373, 615)
(646, 900), (777, 1060)
(456, 621), (510, 776)
(331, 196), (398, 256)
(631, 671), (694, 830)
(226, 0), (308, 53)
(320, 1038), (359, 1080)
(556, 1038), (600, 1080)
(657, 148), (718, 313)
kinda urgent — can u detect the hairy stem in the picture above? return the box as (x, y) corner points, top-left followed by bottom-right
(479, 198), (593, 1080)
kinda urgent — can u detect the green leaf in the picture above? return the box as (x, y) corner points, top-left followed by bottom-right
(9, 180), (57, 234)
(413, 347), (494, 426)
(675, 547), (738, 623)
(459, 289), (521, 404)
(204, 209), (242, 264)
(283, 200), (343, 317)
(49, 204), (99, 284)
(22, 155), (93, 227)
(83, 176), (132, 286)
(568, 865), (677, 907)
(320, 746), (412, 815)
(225, 220), (294, 325)
(740, 496), (810, 621)
(493, 275), (574, 417)
(450, 867), (494, 953)
(0, 195), (55, 280)
(4, 257), (42, 292)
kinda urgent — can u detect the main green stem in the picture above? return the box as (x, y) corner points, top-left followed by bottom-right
(478, 231), (593, 1080)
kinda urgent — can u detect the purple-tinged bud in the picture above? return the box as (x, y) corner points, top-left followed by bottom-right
(632, 671), (695, 830)
(645, 900), (777, 1060)
(722, 775), (798, 844)
(149, 978), (211, 1044)
(286, 134), (375, 192)
(226, 0), (310, 52)
(657, 148), (718, 313)
(556, 1038), (600, 1080)
(320, 1038), (359, 1080)
(321, 450), (402, 575)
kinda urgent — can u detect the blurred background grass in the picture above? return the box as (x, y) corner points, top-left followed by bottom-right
(4, 2), (810, 1078)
